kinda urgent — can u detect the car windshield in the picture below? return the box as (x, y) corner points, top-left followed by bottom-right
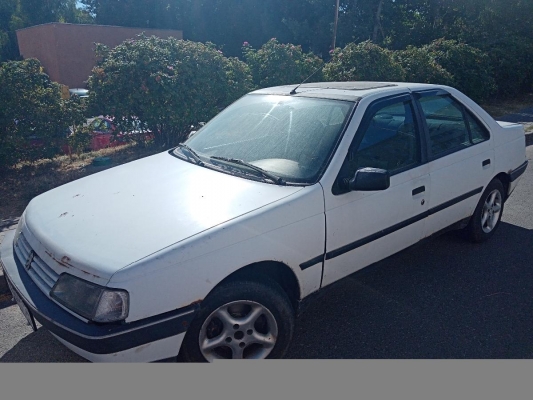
(177, 94), (354, 184)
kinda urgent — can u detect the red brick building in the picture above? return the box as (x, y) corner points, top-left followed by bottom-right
(16, 23), (183, 89)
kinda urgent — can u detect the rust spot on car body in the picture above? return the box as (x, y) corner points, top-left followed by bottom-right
(44, 250), (100, 278)
(44, 250), (69, 268)
(188, 299), (202, 307)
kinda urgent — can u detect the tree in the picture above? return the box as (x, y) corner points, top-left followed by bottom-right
(0, 58), (85, 169)
(87, 36), (253, 148)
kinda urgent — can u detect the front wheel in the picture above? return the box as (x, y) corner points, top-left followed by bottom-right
(179, 278), (295, 362)
(465, 179), (505, 243)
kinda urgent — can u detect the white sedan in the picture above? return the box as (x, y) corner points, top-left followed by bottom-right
(1, 82), (528, 362)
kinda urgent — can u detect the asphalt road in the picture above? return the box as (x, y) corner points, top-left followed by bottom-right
(1, 146), (532, 362)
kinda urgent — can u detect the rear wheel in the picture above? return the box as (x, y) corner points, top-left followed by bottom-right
(179, 278), (294, 362)
(465, 179), (505, 243)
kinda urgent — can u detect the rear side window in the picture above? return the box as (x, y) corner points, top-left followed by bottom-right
(466, 112), (490, 143)
(418, 95), (490, 157)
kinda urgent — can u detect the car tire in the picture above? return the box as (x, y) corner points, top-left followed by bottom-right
(179, 277), (295, 362)
(465, 178), (505, 243)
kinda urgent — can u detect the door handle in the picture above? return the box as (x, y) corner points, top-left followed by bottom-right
(412, 186), (425, 196)
(482, 159), (491, 167)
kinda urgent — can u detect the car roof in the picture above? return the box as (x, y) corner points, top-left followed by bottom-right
(250, 81), (444, 102)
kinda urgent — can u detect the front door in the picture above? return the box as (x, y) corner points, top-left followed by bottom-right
(322, 94), (430, 287)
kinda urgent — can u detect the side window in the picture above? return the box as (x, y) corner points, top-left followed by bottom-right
(334, 98), (421, 195)
(350, 100), (420, 173)
(465, 111), (490, 143)
(418, 95), (489, 157)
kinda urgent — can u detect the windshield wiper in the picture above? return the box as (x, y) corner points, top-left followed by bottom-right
(211, 156), (285, 185)
(177, 143), (204, 166)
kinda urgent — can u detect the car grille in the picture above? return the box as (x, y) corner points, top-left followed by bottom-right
(14, 232), (60, 296)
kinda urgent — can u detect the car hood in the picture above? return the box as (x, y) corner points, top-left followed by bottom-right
(24, 152), (303, 282)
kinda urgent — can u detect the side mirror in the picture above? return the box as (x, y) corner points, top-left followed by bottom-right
(188, 130), (197, 139)
(347, 167), (390, 192)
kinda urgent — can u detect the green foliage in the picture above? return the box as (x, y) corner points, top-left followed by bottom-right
(481, 37), (533, 97)
(395, 46), (454, 86)
(0, 58), (85, 169)
(222, 55), (254, 105)
(423, 39), (496, 102)
(87, 36), (253, 147)
(67, 125), (92, 155)
(323, 41), (405, 82)
(242, 39), (323, 88)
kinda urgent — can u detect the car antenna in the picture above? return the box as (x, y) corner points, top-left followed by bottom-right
(289, 55), (332, 95)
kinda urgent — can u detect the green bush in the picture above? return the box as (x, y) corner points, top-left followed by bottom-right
(395, 46), (454, 86)
(323, 40), (406, 82)
(423, 39), (496, 102)
(67, 125), (93, 155)
(0, 59), (85, 169)
(87, 36), (253, 147)
(482, 37), (533, 97)
(242, 39), (324, 88)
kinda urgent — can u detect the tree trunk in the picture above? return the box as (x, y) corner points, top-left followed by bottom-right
(372, 0), (384, 42)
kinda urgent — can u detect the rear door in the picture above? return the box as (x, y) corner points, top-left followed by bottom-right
(413, 90), (495, 237)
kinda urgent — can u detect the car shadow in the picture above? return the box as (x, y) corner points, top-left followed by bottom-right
(287, 222), (533, 359)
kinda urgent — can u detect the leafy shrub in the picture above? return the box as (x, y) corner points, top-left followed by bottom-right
(242, 39), (324, 88)
(0, 59), (85, 169)
(423, 39), (496, 102)
(482, 37), (533, 97)
(394, 46), (454, 86)
(67, 125), (92, 155)
(323, 40), (406, 82)
(87, 36), (253, 147)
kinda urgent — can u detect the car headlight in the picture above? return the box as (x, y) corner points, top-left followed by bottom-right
(50, 273), (129, 323)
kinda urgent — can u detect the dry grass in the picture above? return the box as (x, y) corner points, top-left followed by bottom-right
(0, 144), (161, 221)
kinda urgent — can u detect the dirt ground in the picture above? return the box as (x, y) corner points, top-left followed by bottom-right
(0, 144), (161, 222)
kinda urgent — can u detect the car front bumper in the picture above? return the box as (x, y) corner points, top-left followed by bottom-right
(0, 229), (198, 362)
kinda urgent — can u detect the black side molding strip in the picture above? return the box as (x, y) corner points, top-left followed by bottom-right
(510, 161), (528, 182)
(428, 187), (483, 216)
(318, 187), (484, 263)
(299, 255), (324, 270)
(326, 212), (427, 260)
